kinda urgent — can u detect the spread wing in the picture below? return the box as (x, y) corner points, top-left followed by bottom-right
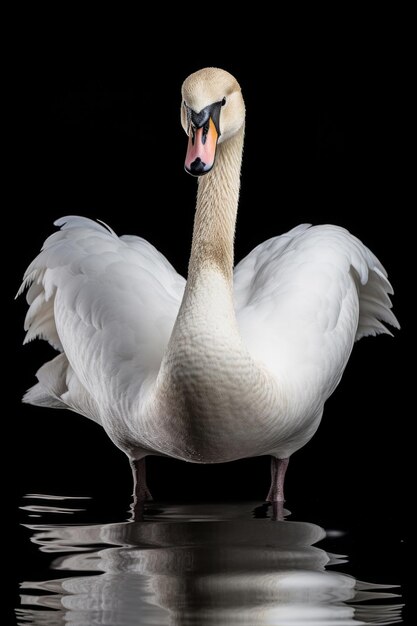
(18, 216), (185, 423)
(234, 224), (399, 402)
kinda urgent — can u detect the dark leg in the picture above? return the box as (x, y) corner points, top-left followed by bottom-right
(130, 458), (152, 505)
(266, 456), (289, 503)
(270, 501), (285, 521)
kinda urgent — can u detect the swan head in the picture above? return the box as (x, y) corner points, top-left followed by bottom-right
(181, 68), (245, 176)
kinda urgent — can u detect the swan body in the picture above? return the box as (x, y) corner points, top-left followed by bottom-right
(19, 68), (398, 500)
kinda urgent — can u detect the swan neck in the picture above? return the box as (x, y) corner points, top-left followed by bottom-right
(188, 125), (244, 283)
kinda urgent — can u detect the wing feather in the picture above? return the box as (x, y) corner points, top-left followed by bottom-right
(19, 216), (185, 422)
(234, 225), (399, 402)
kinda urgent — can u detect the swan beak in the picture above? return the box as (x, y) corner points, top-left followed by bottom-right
(185, 103), (221, 176)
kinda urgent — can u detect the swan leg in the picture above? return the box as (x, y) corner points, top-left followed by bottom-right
(266, 457), (289, 503)
(130, 458), (153, 504)
(270, 502), (285, 521)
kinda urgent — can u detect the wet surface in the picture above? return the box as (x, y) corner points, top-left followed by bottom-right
(16, 496), (404, 624)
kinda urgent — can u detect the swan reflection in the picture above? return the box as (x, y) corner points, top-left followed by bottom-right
(18, 500), (402, 625)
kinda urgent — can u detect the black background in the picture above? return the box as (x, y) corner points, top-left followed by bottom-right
(8, 12), (411, 621)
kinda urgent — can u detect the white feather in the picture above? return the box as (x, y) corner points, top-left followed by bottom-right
(20, 217), (398, 461)
(19, 68), (399, 475)
(21, 217), (185, 449)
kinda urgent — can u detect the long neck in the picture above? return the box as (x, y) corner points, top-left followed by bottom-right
(187, 125), (244, 286)
(149, 121), (279, 451)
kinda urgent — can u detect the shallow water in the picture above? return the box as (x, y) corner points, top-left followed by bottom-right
(16, 496), (403, 625)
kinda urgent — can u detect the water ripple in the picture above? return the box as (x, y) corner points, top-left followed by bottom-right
(17, 497), (403, 625)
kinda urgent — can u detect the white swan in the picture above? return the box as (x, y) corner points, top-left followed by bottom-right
(19, 67), (399, 503)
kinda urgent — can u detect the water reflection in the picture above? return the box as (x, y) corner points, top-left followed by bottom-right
(17, 498), (402, 625)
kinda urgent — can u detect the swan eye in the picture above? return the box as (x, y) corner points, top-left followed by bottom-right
(221, 97), (226, 106)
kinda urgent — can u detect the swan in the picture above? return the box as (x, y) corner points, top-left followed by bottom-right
(18, 67), (399, 504)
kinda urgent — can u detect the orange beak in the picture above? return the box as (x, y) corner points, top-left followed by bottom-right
(185, 118), (219, 176)
(184, 100), (222, 176)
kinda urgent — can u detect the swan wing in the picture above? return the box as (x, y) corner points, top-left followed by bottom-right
(18, 216), (185, 423)
(234, 224), (399, 401)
